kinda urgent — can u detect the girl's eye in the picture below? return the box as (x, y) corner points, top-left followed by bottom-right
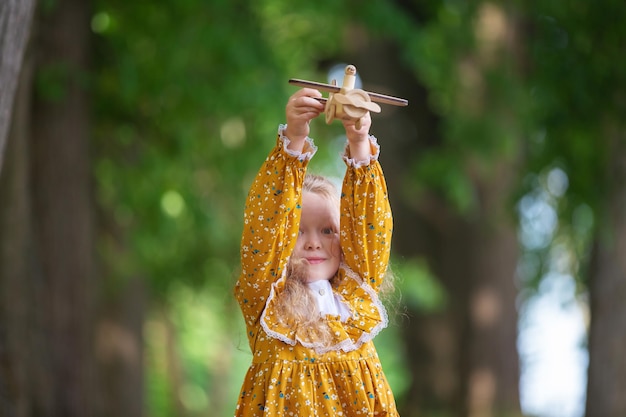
(322, 228), (333, 235)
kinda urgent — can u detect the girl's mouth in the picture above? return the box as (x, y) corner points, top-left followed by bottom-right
(306, 258), (325, 264)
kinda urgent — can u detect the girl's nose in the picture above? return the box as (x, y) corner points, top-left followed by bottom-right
(305, 234), (321, 250)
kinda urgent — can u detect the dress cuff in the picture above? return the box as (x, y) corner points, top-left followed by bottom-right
(342, 135), (381, 168)
(278, 124), (317, 161)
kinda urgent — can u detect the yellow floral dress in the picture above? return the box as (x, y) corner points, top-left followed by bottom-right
(234, 125), (398, 417)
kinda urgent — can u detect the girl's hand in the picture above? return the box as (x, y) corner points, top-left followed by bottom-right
(341, 112), (371, 143)
(342, 112), (372, 163)
(284, 88), (324, 149)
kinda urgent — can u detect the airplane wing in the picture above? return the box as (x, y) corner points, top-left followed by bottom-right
(288, 79), (341, 93)
(288, 78), (408, 107)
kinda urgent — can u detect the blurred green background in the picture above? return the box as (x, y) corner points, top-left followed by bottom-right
(1, 0), (625, 416)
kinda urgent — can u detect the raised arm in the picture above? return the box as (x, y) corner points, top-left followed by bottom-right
(339, 113), (393, 291)
(234, 129), (315, 328)
(234, 89), (324, 330)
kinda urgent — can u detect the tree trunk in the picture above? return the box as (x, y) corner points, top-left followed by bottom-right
(30, 0), (95, 415)
(0, 39), (38, 417)
(0, 0), (36, 172)
(0, 0), (96, 415)
(585, 131), (626, 417)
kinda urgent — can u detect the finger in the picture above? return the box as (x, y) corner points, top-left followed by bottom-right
(297, 105), (324, 114)
(290, 89), (324, 107)
(296, 88), (323, 98)
(295, 98), (325, 112)
(289, 88), (322, 104)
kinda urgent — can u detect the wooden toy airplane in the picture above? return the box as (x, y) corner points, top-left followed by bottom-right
(289, 64), (408, 129)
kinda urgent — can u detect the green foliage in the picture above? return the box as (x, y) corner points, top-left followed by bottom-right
(412, 150), (476, 212)
(394, 257), (446, 312)
(527, 0), (626, 207)
(351, 1), (532, 214)
(94, 1), (275, 294)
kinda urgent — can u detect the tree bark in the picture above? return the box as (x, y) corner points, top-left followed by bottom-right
(30, 0), (95, 414)
(0, 39), (38, 417)
(585, 131), (626, 417)
(0, 0), (36, 173)
(0, 0), (96, 415)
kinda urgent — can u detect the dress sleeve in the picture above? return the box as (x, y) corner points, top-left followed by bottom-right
(340, 136), (393, 292)
(234, 125), (316, 334)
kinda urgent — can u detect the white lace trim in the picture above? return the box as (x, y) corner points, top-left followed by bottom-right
(342, 135), (381, 168)
(278, 124), (317, 161)
(259, 260), (389, 354)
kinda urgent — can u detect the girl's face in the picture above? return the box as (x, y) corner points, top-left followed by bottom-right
(293, 191), (341, 282)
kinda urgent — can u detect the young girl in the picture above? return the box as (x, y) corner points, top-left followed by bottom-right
(234, 88), (398, 416)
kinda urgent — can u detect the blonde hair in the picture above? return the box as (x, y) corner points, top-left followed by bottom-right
(274, 174), (396, 347)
